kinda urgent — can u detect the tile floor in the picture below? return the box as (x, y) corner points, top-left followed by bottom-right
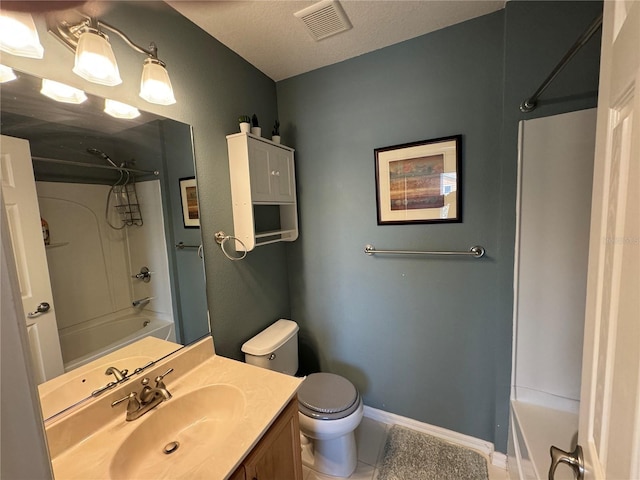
(302, 417), (510, 480)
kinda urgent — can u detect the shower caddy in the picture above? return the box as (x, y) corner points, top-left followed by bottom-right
(111, 180), (143, 227)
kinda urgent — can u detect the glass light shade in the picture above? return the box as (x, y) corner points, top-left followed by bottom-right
(40, 79), (87, 104)
(73, 29), (122, 86)
(0, 11), (44, 59)
(139, 58), (176, 105)
(104, 99), (140, 119)
(0, 64), (17, 83)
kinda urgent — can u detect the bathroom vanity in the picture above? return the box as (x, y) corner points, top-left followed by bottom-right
(44, 337), (303, 479)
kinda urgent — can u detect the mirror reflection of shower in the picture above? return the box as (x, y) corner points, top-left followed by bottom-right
(1, 68), (209, 418)
(35, 152), (175, 372)
(86, 147), (146, 229)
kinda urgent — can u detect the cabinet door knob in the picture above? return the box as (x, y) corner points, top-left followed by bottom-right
(271, 170), (280, 176)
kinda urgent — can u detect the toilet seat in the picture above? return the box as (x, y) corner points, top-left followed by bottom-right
(298, 373), (360, 420)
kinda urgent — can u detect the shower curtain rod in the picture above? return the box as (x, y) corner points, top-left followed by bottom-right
(520, 12), (603, 113)
(31, 156), (159, 176)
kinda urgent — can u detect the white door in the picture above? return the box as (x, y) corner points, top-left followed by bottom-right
(0, 135), (64, 383)
(576, 1), (640, 479)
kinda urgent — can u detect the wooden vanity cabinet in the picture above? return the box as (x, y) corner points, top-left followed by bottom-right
(230, 396), (303, 480)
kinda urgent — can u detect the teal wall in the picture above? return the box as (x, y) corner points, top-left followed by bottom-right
(158, 120), (209, 344)
(277, 1), (602, 451)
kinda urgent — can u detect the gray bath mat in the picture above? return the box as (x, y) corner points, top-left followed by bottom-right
(377, 425), (489, 480)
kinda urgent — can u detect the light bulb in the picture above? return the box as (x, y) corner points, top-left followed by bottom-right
(0, 11), (44, 59)
(139, 58), (176, 105)
(104, 99), (140, 119)
(40, 79), (87, 104)
(0, 64), (17, 83)
(73, 28), (122, 86)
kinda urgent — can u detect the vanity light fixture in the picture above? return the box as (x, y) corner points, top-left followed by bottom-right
(40, 78), (88, 104)
(104, 99), (140, 119)
(48, 13), (176, 105)
(139, 57), (176, 105)
(0, 10), (44, 59)
(0, 64), (17, 83)
(72, 21), (122, 86)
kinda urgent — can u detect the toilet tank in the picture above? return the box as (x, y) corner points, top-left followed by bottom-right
(241, 319), (299, 375)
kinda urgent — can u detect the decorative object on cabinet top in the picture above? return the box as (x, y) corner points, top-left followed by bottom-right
(251, 113), (261, 137)
(272, 119), (281, 144)
(238, 115), (251, 133)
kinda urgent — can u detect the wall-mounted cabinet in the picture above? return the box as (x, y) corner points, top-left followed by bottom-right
(227, 133), (298, 252)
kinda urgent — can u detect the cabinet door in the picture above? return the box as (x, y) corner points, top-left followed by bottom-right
(242, 397), (303, 480)
(228, 466), (246, 480)
(248, 140), (295, 204)
(248, 141), (272, 202)
(269, 149), (294, 203)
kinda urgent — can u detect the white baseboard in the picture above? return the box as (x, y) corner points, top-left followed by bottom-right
(491, 451), (508, 469)
(363, 405), (508, 469)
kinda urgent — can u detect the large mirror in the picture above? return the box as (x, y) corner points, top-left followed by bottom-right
(0, 69), (210, 419)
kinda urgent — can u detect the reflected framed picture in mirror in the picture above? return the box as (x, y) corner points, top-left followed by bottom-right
(179, 177), (200, 228)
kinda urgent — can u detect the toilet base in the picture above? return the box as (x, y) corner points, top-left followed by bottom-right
(300, 432), (358, 478)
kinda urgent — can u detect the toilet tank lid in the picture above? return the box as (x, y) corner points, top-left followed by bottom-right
(241, 319), (299, 356)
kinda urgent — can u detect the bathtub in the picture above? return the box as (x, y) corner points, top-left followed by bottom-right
(58, 311), (175, 372)
(508, 399), (579, 480)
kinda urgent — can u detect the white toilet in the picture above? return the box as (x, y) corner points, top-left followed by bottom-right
(242, 319), (364, 478)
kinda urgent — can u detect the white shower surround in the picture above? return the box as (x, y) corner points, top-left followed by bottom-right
(36, 180), (175, 368)
(509, 109), (596, 479)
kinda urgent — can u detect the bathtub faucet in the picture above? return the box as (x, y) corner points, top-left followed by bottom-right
(132, 296), (153, 307)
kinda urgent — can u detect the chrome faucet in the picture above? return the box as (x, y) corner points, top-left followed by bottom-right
(105, 366), (128, 382)
(111, 368), (173, 421)
(132, 296), (153, 307)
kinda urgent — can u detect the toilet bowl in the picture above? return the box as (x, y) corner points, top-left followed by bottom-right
(297, 372), (364, 476)
(241, 319), (363, 477)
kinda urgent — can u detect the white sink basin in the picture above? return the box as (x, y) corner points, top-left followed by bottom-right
(109, 384), (246, 479)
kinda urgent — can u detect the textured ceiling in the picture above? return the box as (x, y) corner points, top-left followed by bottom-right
(167, 1), (506, 81)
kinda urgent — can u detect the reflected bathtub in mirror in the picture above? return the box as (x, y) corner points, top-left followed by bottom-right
(0, 69), (210, 419)
(38, 337), (180, 420)
(58, 311), (173, 372)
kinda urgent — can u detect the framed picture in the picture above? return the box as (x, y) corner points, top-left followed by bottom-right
(179, 177), (200, 228)
(374, 135), (461, 225)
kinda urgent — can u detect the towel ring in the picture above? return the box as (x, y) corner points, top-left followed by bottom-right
(214, 231), (247, 261)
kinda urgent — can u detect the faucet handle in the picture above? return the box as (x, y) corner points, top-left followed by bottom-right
(111, 391), (140, 414)
(155, 368), (174, 388)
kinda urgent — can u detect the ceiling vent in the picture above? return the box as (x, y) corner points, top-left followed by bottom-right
(294, 0), (352, 42)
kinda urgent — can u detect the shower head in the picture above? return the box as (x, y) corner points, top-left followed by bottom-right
(87, 148), (118, 169)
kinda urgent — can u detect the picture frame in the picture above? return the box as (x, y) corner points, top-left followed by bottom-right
(374, 135), (461, 225)
(179, 177), (200, 228)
